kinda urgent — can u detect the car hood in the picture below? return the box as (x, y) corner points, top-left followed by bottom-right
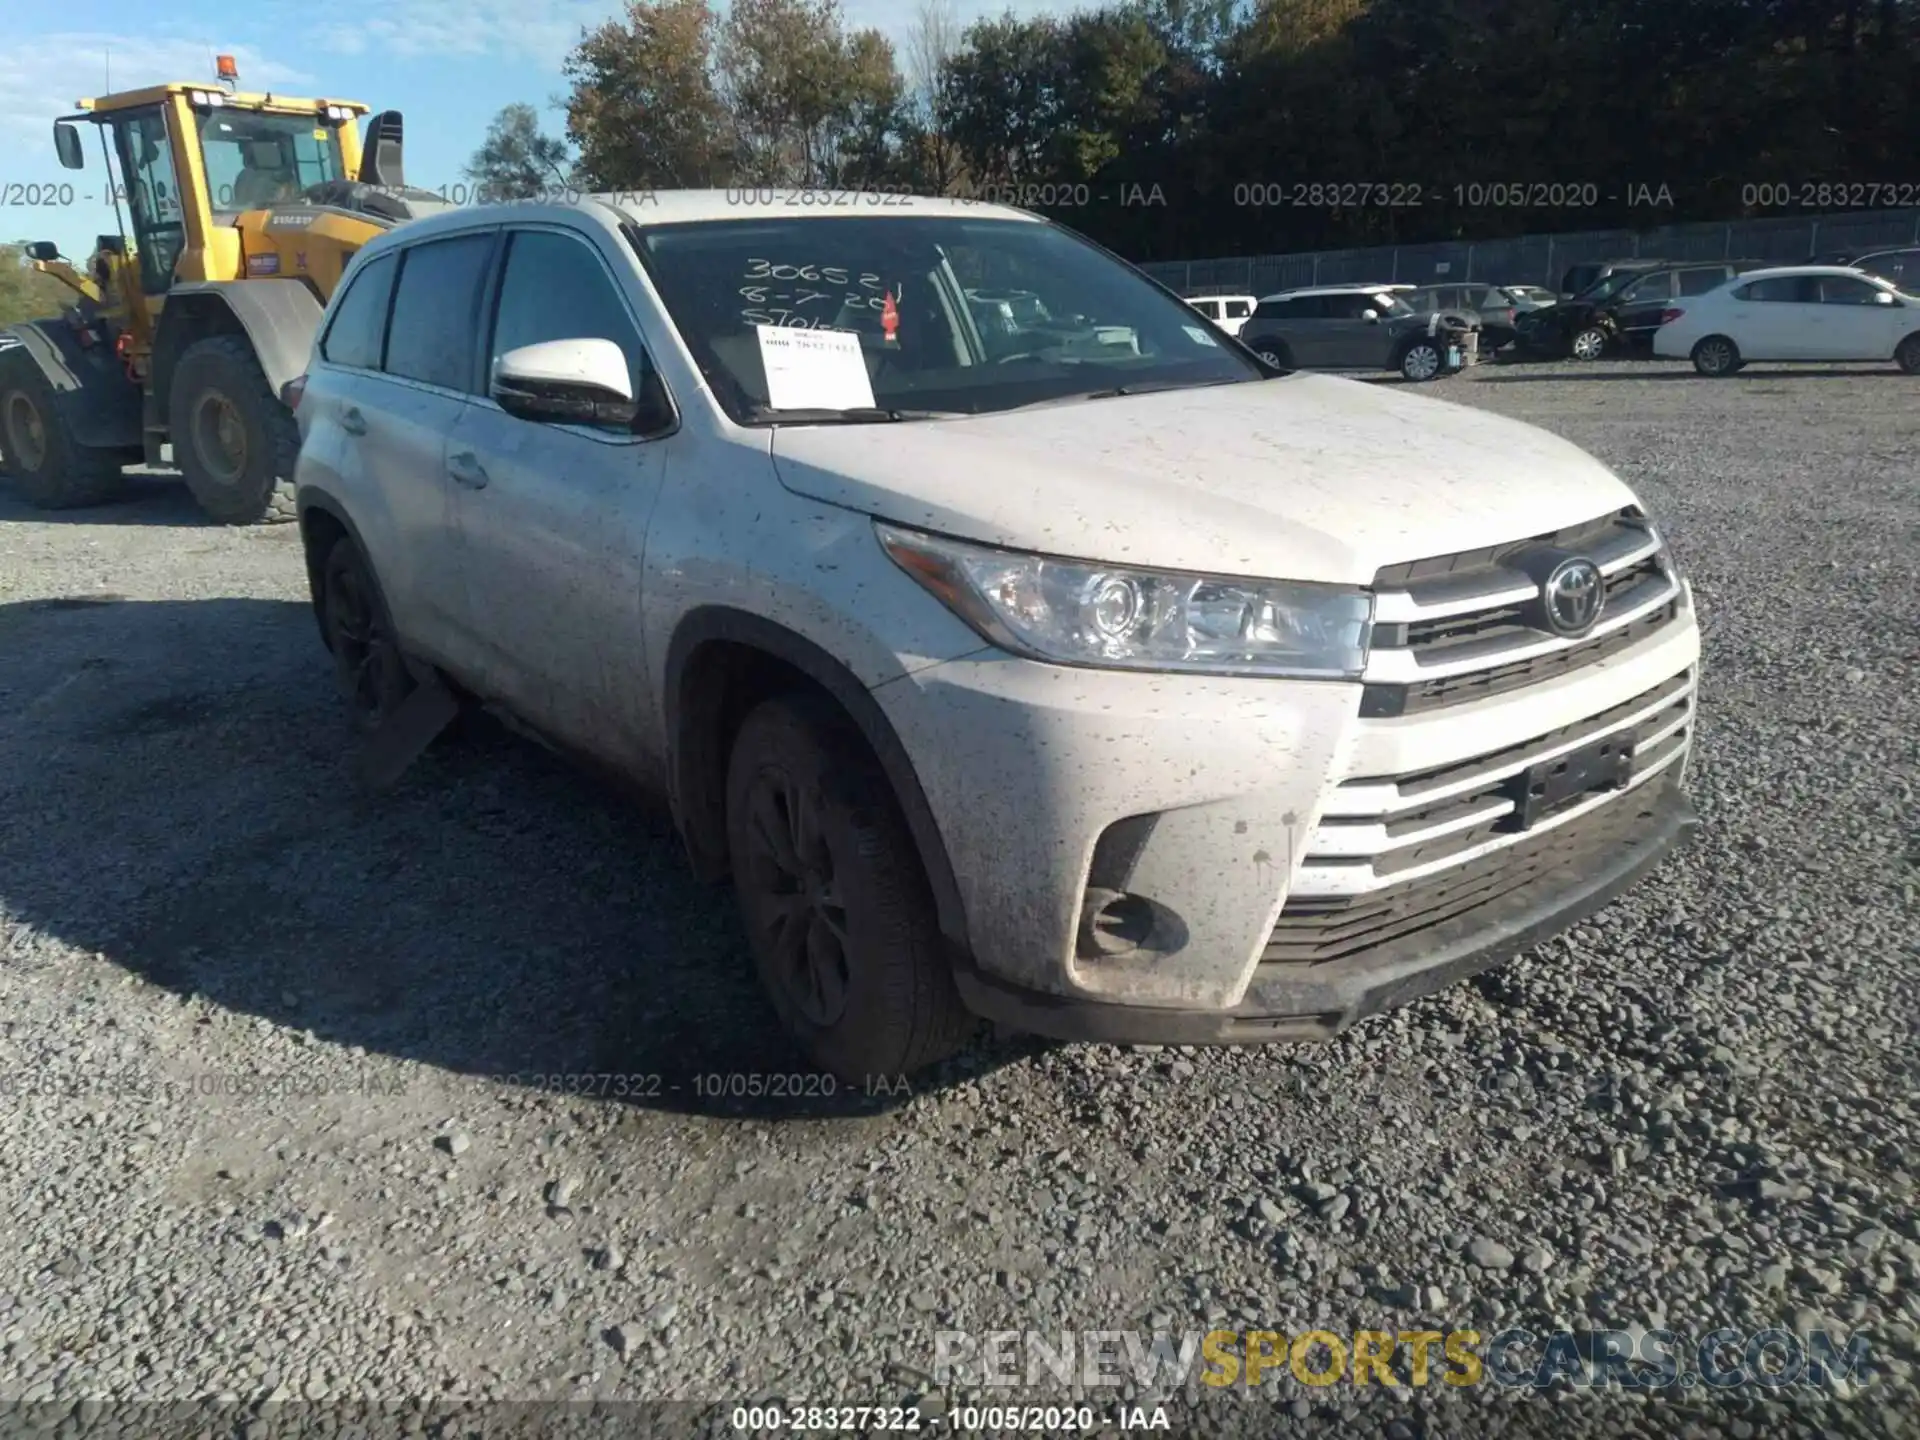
(766, 375), (1639, 586)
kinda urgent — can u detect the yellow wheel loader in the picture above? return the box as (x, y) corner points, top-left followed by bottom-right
(0, 57), (450, 523)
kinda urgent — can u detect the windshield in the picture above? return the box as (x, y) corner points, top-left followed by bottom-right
(1508, 285), (1556, 303)
(1576, 269), (1651, 303)
(629, 216), (1262, 423)
(201, 111), (347, 212)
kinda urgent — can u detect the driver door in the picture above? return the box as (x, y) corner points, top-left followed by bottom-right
(106, 107), (187, 296)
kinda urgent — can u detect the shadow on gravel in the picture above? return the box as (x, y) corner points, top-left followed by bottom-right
(0, 595), (1027, 1121)
(0, 472), (214, 526)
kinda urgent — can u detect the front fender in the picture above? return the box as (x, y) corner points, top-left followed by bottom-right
(1, 317), (142, 451)
(155, 281), (324, 416)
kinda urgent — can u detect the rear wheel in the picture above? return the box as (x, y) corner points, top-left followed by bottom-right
(168, 334), (299, 525)
(1896, 333), (1920, 375)
(0, 346), (129, 509)
(319, 535), (413, 735)
(1255, 341), (1292, 369)
(724, 693), (973, 1082)
(1691, 335), (1741, 377)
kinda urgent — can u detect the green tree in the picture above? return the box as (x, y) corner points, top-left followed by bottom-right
(565, 0), (731, 188)
(716, 0), (903, 185)
(0, 246), (74, 329)
(463, 103), (576, 201)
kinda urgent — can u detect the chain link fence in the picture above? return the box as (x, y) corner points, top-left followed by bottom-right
(1141, 209), (1920, 296)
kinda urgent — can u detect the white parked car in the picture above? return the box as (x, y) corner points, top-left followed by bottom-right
(1185, 294), (1256, 336)
(1653, 265), (1920, 375)
(289, 192), (1700, 1080)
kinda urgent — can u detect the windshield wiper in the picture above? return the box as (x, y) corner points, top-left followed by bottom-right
(744, 405), (965, 424)
(1080, 377), (1242, 401)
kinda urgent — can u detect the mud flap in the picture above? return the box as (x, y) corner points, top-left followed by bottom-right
(353, 663), (460, 791)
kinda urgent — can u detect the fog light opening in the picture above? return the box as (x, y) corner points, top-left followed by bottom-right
(1079, 888), (1157, 959)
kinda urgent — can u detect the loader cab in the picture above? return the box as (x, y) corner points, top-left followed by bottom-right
(54, 83), (372, 299)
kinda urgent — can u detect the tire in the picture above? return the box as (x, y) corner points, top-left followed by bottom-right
(1399, 339), (1444, 382)
(1569, 326), (1609, 362)
(1691, 335), (1741, 377)
(1897, 333), (1920, 375)
(167, 334), (299, 525)
(318, 534), (413, 735)
(1255, 342), (1292, 369)
(0, 346), (129, 509)
(724, 693), (974, 1082)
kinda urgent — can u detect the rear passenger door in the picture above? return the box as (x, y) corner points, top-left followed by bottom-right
(1733, 275), (1817, 357)
(306, 231), (496, 673)
(444, 223), (673, 774)
(1610, 270), (1675, 341)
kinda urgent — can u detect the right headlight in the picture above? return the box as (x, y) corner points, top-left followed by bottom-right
(877, 522), (1373, 679)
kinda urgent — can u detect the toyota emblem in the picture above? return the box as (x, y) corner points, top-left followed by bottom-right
(1542, 556), (1605, 637)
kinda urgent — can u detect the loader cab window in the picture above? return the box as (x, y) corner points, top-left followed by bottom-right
(107, 108), (186, 295)
(201, 113), (347, 213)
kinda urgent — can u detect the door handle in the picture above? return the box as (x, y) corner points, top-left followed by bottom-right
(340, 406), (367, 436)
(447, 450), (489, 490)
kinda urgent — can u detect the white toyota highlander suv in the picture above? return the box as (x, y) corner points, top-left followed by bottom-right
(288, 192), (1700, 1081)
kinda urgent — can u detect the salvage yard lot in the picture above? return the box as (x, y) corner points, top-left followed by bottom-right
(1, 359), (1915, 1432)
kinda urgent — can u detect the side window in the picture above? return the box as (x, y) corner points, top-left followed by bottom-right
(1677, 269), (1726, 297)
(1224, 299), (1251, 320)
(1620, 272), (1674, 303)
(1253, 297), (1301, 321)
(384, 232), (496, 392)
(1859, 251), (1916, 286)
(1193, 299), (1220, 320)
(1326, 294), (1375, 320)
(319, 251), (398, 369)
(1738, 275), (1814, 303)
(488, 228), (655, 429)
(1816, 275), (1885, 305)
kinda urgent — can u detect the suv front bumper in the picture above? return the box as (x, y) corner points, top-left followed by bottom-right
(950, 776), (1695, 1044)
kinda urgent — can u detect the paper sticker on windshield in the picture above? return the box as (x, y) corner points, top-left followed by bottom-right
(1182, 324), (1219, 347)
(756, 324), (876, 411)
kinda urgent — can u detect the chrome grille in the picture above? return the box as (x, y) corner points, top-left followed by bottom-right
(1287, 669), (1693, 906)
(1363, 509), (1684, 717)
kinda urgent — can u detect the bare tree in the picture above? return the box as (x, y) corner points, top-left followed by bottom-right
(901, 0), (964, 191)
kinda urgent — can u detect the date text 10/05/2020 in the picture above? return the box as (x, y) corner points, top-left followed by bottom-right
(497, 1071), (912, 1099)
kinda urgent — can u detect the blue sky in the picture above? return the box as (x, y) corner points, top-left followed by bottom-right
(4, 0), (1089, 263)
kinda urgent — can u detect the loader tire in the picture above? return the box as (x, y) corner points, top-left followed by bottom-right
(169, 334), (299, 525)
(0, 346), (129, 509)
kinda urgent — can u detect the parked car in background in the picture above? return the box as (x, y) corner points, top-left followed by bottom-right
(288, 192), (1701, 1079)
(1517, 262), (1763, 359)
(1239, 285), (1470, 380)
(1653, 265), (1920, 375)
(1809, 247), (1920, 292)
(1186, 294), (1257, 336)
(1403, 283), (1550, 351)
(1558, 259), (1667, 300)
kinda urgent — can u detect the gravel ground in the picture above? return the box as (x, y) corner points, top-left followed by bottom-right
(0, 357), (1915, 1439)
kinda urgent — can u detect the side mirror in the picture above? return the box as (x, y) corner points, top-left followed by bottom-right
(25, 241), (62, 262)
(54, 121), (85, 171)
(1872, 290), (1895, 306)
(494, 339), (636, 427)
(1360, 309), (1380, 323)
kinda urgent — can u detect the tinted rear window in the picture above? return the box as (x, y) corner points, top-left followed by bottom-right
(319, 251), (396, 369)
(384, 232), (495, 392)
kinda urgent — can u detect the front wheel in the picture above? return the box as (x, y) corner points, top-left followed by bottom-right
(1691, 335), (1741, 377)
(168, 334), (300, 525)
(1569, 326), (1610, 362)
(1896, 333), (1920, 375)
(1399, 340), (1444, 381)
(725, 693), (974, 1081)
(1255, 342), (1292, 369)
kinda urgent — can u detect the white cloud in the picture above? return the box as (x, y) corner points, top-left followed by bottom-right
(307, 0), (611, 68)
(0, 34), (313, 140)
(297, 0), (1094, 70)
